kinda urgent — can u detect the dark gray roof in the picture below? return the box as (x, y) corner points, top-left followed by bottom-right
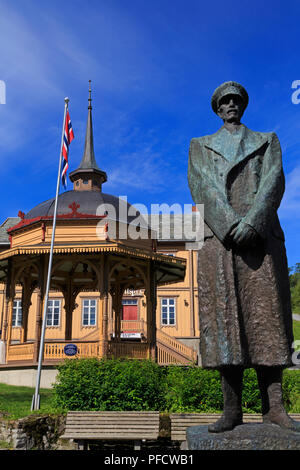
(25, 190), (148, 227)
(0, 217), (21, 244)
(0, 209), (199, 245)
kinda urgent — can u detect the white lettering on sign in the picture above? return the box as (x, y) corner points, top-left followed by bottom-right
(124, 288), (144, 296)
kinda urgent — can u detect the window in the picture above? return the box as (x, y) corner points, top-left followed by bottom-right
(82, 299), (97, 326)
(12, 300), (22, 327)
(122, 299), (138, 305)
(46, 299), (61, 327)
(161, 298), (176, 326)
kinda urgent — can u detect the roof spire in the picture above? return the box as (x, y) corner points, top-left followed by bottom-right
(88, 79), (92, 109)
(69, 81), (107, 191)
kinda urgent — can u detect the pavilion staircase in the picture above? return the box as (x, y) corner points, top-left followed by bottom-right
(80, 320), (198, 365)
(156, 328), (198, 365)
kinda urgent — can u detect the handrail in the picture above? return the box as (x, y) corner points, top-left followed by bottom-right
(156, 329), (197, 362)
(6, 325), (198, 366)
(7, 342), (34, 361)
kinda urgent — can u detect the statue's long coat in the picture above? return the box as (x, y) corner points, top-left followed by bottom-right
(188, 125), (294, 369)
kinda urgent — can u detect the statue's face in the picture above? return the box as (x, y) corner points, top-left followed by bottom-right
(217, 94), (244, 123)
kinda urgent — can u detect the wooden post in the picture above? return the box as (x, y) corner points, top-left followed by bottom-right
(33, 255), (46, 363)
(99, 254), (109, 357)
(1, 259), (12, 342)
(102, 293), (109, 356)
(5, 262), (15, 362)
(2, 298), (9, 343)
(5, 298), (14, 362)
(33, 287), (44, 363)
(20, 278), (33, 344)
(146, 261), (157, 362)
(114, 284), (122, 341)
(63, 277), (79, 341)
(98, 293), (104, 355)
(21, 298), (30, 344)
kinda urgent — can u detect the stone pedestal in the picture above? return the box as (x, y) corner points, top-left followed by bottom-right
(186, 423), (300, 450)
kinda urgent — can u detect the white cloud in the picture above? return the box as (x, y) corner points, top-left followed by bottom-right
(108, 147), (166, 192)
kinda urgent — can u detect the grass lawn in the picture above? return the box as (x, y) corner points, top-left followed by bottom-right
(0, 383), (56, 420)
(293, 320), (300, 342)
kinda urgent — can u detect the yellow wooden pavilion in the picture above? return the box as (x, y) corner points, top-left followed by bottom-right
(0, 90), (186, 372)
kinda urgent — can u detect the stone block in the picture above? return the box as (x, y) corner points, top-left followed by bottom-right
(187, 423), (300, 450)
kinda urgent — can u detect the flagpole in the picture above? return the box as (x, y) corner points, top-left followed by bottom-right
(32, 97), (69, 411)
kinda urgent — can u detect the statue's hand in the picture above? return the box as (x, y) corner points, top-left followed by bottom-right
(230, 222), (259, 247)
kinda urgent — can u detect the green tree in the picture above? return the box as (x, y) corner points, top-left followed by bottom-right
(289, 264), (300, 312)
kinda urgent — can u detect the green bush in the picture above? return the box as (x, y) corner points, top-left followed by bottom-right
(51, 359), (299, 414)
(52, 358), (165, 411)
(241, 369), (261, 413)
(282, 369), (300, 413)
(163, 366), (262, 413)
(163, 366), (223, 412)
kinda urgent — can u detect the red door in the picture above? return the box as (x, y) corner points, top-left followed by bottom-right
(122, 302), (138, 320)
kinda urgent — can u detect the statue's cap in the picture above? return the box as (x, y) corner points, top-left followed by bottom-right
(211, 81), (249, 114)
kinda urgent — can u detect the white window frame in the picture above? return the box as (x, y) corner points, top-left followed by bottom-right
(161, 298), (176, 326)
(82, 298), (97, 326)
(122, 299), (138, 306)
(12, 299), (22, 327)
(46, 299), (61, 327)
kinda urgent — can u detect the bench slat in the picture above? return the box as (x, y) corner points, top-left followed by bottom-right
(61, 411), (160, 444)
(63, 425), (159, 430)
(67, 412), (159, 415)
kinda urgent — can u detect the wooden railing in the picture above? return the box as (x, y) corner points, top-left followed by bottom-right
(156, 329), (197, 365)
(6, 341), (100, 362)
(107, 319), (147, 335)
(44, 341), (100, 360)
(6, 327), (197, 366)
(7, 342), (35, 362)
(120, 320), (146, 333)
(157, 342), (194, 365)
(108, 341), (149, 360)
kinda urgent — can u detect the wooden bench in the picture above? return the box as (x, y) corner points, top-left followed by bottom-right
(170, 413), (300, 443)
(60, 411), (160, 450)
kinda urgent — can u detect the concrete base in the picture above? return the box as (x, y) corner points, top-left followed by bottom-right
(0, 366), (58, 389)
(186, 423), (300, 450)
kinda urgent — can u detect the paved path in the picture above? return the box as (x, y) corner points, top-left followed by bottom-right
(293, 314), (300, 321)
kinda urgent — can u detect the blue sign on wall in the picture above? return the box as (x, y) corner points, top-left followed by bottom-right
(64, 344), (78, 356)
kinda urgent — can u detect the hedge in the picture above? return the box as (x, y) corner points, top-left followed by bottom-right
(52, 358), (165, 411)
(52, 358), (300, 414)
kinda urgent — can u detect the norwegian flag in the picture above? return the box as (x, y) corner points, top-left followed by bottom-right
(61, 109), (74, 189)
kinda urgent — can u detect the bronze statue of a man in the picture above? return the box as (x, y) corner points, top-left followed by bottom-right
(188, 81), (299, 433)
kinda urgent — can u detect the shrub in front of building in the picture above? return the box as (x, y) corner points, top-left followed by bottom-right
(282, 369), (300, 413)
(51, 359), (300, 413)
(164, 367), (299, 413)
(164, 367), (264, 413)
(52, 358), (165, 411)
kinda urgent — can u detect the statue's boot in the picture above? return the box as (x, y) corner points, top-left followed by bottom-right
(208, 367), (243, 433)
(257, 367), (300, 432)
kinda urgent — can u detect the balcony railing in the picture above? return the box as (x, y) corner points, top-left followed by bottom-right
(107, 341), (149, 359)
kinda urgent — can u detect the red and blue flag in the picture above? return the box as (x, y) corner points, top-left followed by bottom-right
(61, 109), (74, 189)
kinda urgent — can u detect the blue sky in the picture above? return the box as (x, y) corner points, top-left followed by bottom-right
(0, 0), (300, 267)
